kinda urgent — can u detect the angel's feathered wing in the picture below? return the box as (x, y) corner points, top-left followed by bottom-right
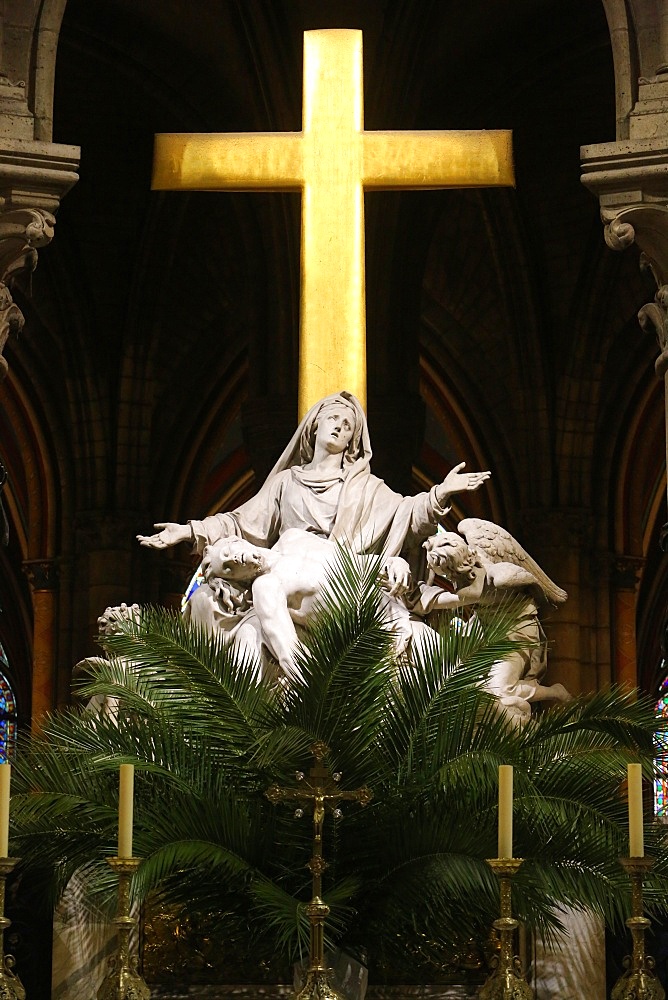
(458, 517), (567, 605)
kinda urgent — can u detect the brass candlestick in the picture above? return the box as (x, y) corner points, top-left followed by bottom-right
(479, 858), (532, 1000)
(266, 741), (373, 1000)
(611, 856), (665, 1000)
(0, 858), (25, 1000)
(97, 857), (150, 1000)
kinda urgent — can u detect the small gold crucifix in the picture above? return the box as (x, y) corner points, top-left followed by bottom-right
(266, 740), (372, 895)
(266, 741), (372, 1000)
(152, 29), (514, 416)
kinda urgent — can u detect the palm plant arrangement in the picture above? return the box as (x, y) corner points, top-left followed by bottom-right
(9, 551), (668, 982)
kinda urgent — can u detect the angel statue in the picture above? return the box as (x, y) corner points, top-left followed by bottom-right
(72, 603), (142, 719)
(416, 519), (571, 724)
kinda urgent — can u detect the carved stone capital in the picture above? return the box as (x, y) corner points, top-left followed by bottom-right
(0, 206), (55, 271)
(581, 135), (668, 385)
(0, 139), (79, 214)
(610, 555), (645, 591)
(0, 206), (57, 380)
(581, 138), (668, 283)
(23, 558), (58, 591)
(603, 215), (636, 252)
(0, 139), (79, 379)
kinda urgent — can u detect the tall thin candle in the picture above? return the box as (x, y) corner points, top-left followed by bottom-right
(0, 764), (10, 858)
(627, 763), (644, 858)
(498, 765), (513, 859)
(118, 764), (134, 859)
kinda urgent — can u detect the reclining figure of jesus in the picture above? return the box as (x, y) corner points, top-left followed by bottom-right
(198, 529), (425, 682)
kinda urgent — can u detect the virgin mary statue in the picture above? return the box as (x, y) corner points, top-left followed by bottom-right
(137, 391), (489, 658)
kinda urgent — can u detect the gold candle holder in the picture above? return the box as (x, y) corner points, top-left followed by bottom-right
(97, 857), (150, 1000)
(266, 741), (373, 1000)
(479, 858), (532, 1000)
(611, 856), (665, 1000)
(0, 858), (25, 1000)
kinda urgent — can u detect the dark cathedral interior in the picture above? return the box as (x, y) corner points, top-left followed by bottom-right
(1, 1), (668, 993)
(4, 0), (665, 725)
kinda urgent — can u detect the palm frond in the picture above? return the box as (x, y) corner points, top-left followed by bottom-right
(8, 553), (668, 971)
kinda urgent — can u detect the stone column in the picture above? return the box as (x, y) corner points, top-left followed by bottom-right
(611, 556), (645, 689)
(73, 512), (142, 653)
(581, 13), (668, 521)
(519, 508), (602, 697)
(22, 559), (58, 729)
(0, 0), (80, 379)
(581, 11), (668, 706)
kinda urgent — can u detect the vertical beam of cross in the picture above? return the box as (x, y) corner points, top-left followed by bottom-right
(152, 29), (514, 417)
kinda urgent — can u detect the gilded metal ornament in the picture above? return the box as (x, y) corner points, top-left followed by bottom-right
(97, 857), (150, 1000)
(0, 859), (25, 1000)
(266, 743), (373, 1000)
(478, 858), (532, 1000)
(610, 857), (666, 1000)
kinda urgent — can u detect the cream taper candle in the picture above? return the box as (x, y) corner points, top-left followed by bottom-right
(627, 762), (644, 858)
(118, 764), (134, 859)
(0, 763), (10, 858)
(498, 764), (513, 858)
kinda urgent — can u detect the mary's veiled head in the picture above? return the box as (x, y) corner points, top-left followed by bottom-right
(298, 393), (366, 466)
(265, 391), (371, 481)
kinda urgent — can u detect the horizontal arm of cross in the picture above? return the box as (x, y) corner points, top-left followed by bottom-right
(265, 784), (372, 806)
(152, 133), (303, 191)
(362, 130), (514, 189)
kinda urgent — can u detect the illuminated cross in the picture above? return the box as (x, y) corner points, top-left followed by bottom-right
(152, 29), (514, 417)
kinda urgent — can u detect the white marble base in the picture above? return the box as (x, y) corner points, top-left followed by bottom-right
(51, 871), (138, 1000)
(532, 907), (606, 1000)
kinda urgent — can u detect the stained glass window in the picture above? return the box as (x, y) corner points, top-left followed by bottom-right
(655, 672), (668, 819)
(0, 643), (16, 762)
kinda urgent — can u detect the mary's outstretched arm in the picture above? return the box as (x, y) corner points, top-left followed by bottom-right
(433, 462), (491, 508)
(137, 521), (192, 549)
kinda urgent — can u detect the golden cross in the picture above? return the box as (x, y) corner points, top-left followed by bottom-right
(266, 741), (372, 993)
(152, 29), (514, 417)
(265, 741), (372, 893)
